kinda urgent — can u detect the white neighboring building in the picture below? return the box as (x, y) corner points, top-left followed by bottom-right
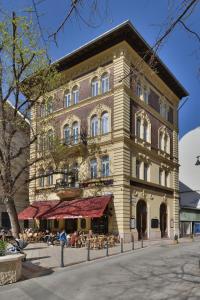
(179, 127), (200, 236)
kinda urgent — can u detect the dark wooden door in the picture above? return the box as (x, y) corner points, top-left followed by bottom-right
(160, 203), (167, 238)
(136, 200), (147, 240)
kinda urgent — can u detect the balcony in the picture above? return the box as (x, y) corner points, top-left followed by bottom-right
(55, 179), (83, 200)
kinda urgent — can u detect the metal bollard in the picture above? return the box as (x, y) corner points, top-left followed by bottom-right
(141, 233), (144, 248)
(132, 234), (134, 251)
(106, 239), (109, 257)
(60, 242), (64, 268)
(120, 238), (124, 253)
(87, 239), (90, 261)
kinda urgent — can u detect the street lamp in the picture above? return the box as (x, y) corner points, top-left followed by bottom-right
(195, 156), (200, 166)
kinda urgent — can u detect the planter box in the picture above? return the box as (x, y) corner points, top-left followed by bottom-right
(0, 254), (24, 285)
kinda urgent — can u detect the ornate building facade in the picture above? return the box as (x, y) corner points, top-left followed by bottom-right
(28, 21), (188, 240)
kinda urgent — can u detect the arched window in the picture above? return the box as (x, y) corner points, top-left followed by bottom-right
(46, 129), (53, 150)
(72, 162), (79, 184)
(64, 90), (71, 108)
(159, 128), (170, 154)
(91, 77), (99, 97)
(136, 117), (141, 138)
(91, 115), (98, 137)
(38, 168), (45, 187)
(72, 122), (79, 144)
(101, 112), (109, 134)
(46, 98), (53, 115)
(143, 120), (148, 142)
(164, 134), (168, 152)
(90, 159), (97, 179)
(63, 125), (70, 145)
(101, 156), (110, 177)
(101, 73), (109, 94)
(46, 167), (53, 186)
(72, 86), (79, 104)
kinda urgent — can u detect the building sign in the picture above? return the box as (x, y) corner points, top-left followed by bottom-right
(180, 210), (200, 222)
(151, 219), (159, 228)
(130, 218), (135, 229)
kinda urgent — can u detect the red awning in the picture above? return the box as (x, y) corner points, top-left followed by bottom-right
(41, 195), (112, 219)
(18, 200), (60, 220)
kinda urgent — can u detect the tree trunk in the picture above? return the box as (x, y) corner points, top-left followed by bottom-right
(5, 200), (20, 238)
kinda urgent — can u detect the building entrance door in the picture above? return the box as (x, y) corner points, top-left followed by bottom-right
(136, 200), (147, 240)
(160, 203), (167, 238)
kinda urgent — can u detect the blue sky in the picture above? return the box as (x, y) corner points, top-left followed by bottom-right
(1, 0), (200, 138)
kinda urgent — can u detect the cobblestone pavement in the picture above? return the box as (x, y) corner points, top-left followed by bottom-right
(1, 239), (200, 299)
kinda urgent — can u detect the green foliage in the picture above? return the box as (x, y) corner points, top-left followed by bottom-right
(0, 240), (7, 256)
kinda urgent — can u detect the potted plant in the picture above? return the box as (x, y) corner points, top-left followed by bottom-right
(0, 240), (7, 256)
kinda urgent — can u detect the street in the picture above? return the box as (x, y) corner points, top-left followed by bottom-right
(1, 241), (200, 299)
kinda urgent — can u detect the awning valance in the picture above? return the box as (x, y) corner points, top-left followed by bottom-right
(18, 200), (60, 220)
(41, 195), (112, 219)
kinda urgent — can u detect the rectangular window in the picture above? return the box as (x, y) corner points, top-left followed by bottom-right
(136, 84), (142, 99)
(165, 171), (169, 187)
(136, 160), (140, 179)
(73, 90), (79, 104)
(102, 156), (110, 177)
(102, 76), (109, 93)
(144, 163), (149, 181)
(65, 94), (71, 107)
(90, 159), (97, 179)
(143, 88), (149, 104)
(92, 81), (99, 97)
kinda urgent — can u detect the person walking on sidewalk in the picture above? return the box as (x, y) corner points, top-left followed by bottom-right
(59, 228), (68, 247)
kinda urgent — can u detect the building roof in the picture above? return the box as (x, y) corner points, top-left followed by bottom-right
(54, 20), (188, 99)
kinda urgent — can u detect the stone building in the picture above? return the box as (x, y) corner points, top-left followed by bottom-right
(23, 21), (188, 240)
(0, 101), (29, 229)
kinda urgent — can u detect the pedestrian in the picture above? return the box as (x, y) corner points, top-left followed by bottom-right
(59, 228), (68, 247)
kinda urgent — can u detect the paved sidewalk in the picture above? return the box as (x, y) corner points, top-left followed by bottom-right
(21, 236), (198, 279)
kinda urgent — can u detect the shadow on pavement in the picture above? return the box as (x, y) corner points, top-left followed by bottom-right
(22, 261), (53, 281)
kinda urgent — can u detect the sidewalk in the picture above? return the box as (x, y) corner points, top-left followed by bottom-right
(21, 236), (197, 280)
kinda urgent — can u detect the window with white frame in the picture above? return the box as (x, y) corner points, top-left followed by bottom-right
(144, 163), (149, 181)
(135, 111), (151, 143)
(136, 82), (142, 99)
(143, 120), (148, 142)
(101, 156), (110, 177)
(159, 128), (170, 154)
(101, 112), (109, 134)
(72, 122), (79, 144)
(90, 159), (97, 179)
(46, 167), (53, 186)
(136, 160), (140, 179)
(101, 73), (109, 93)
(136, 117), (141, 138)
(65, 92), (71, 108)
(38, 169), (45, 187)
(63, 125), (70, 144)
(91, 115), (98, 137)
(72, 86), (79, 104)
(91, 77), (99, 97)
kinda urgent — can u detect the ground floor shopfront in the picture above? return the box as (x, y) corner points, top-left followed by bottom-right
(180, 208), (200, 236)
(19, 184), (178, 241)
